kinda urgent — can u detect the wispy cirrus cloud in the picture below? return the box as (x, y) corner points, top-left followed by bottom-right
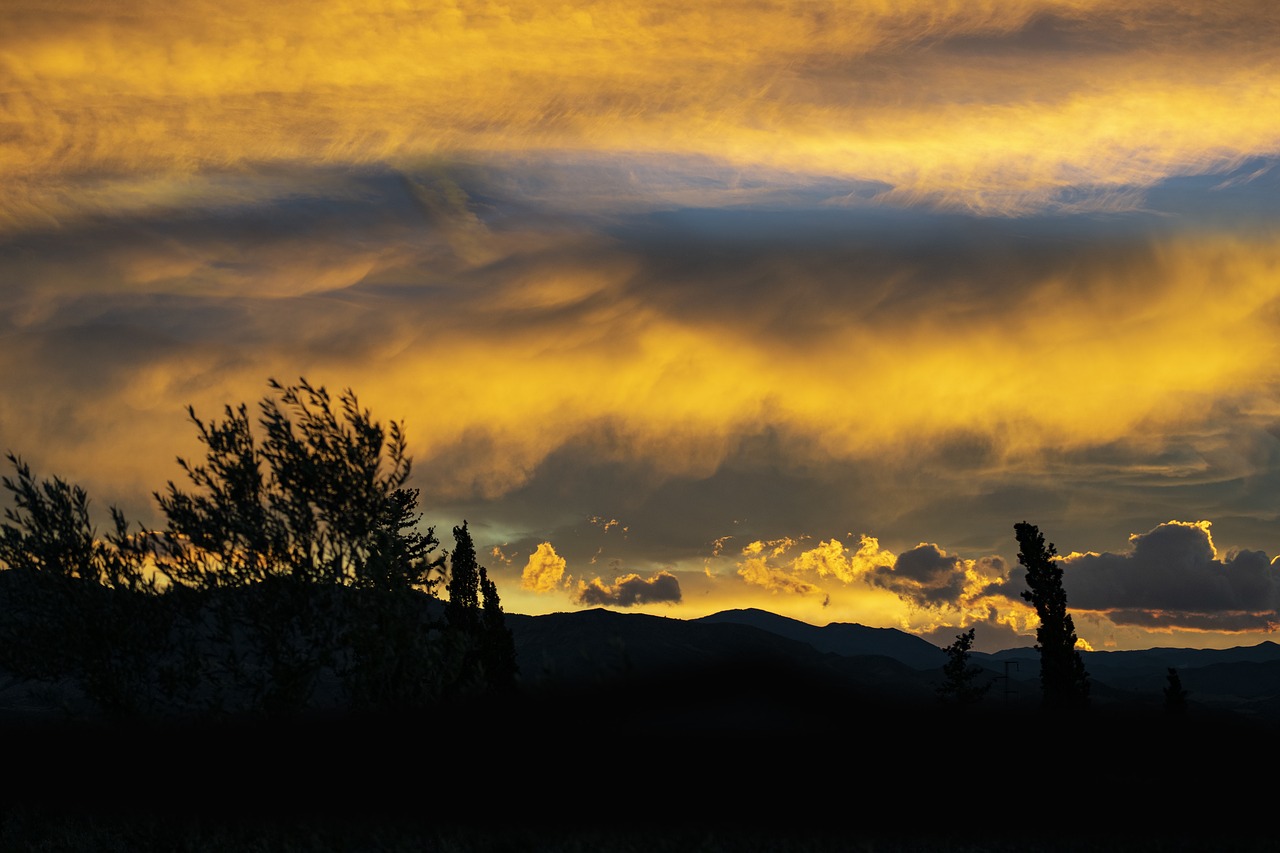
(5, 0), (1280, 228)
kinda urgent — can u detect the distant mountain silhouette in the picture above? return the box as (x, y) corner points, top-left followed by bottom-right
(506, 606), (1280, 726)
(3, 577), (1276, 729)
(694, 607), (948, 669)
(497, 605), (1280, 840)
(2, 600), (1278, 844)
(504, 607), (940, 706)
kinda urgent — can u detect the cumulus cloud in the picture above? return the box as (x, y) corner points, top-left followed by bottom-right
(916, 605), (1039, 654)
(521, 542), (567, 593)
(1050, 520), (1280, 630)
(737, 555), (824, 597)
(871, 544), (967, 608)
(733, 538), (805, 594)
(792, 536), (897, 583)
(575, 570), (682, 607)
(732, 533), (1017, 623)
(870, 544), (1007, 610)
(736, 535), (897, 598)
(729, 533), (1027, 647)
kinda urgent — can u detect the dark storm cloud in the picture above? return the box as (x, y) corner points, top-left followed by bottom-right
(1064, 522), (1280, 613)
(575, 570), (683, 607)
(1102, 609), (1278, 633)
(871, 545), (968, 607)
(995, 521), (1280, 631)
(868, 545), (1005, 610)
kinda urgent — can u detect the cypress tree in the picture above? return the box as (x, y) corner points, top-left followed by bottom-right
(480, 565), (518, 688)
(446, 521), (517, 690)
(1015, 521), (1089, 711)
(445, 521), (482, 633)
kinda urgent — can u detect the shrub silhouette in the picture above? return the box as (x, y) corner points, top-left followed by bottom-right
(1163, 667), (1188, 716)
(0, 378), (511, 720)
(936, 627), (992, 706)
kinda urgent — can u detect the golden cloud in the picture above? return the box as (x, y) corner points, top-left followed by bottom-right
(792, 536), (897, 584)
(736, 554), (823, 597)
(736, 535), (897, 596)
(520, 541), (566, 593)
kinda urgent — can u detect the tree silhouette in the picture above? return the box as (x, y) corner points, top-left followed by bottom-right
(1163, 667), (1188, 716)
(479, 564), (518, 688)
(146, 378), (454, 715)
(445, 521), (482, 632)
(0, 453), (185, 717)
(1015, 521), (1089, 711)
(154, 377), (442, 593)
(936, 627), (992, 706)
(445, 521), (517, 692)
(0, 453), (154, 590)
(0, 378), (515, 720)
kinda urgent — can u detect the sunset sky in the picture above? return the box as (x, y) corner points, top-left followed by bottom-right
(4, 0), (1280, 652)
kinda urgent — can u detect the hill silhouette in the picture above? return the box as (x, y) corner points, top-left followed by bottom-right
(4, 595), (1277, 727)
(696, 606), (949, 668)
(505, 605), (1280, 726)
(492, 605), (1280, 842)
(1, 600), (1278, 847)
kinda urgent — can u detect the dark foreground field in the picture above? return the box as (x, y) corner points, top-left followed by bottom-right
(1, 663), (1276, 852)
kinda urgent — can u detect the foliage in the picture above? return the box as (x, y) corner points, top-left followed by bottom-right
(443, 521), (518, 694)
(480, 563), (518, 686)
(936, 627), (992, 706)
(153, 377), (442, 593)
(1015, 521), (1090, 711)
(445, 522), (482, 630)
(0, 378), (515, 721)
(0, 453), (186, 717)
(0, 452), (154, 590)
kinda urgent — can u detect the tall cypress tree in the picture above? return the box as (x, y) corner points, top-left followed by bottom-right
(445, 521), (482, 633)
(480, 565), (518, 688)
(446, 521), (516, 689)
(1015, 521), (1089, 711)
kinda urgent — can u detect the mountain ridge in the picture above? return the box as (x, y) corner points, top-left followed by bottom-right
(506, 605), (1280, 724)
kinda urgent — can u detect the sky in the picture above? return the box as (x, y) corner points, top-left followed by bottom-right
(3, 0), (1280, 652)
